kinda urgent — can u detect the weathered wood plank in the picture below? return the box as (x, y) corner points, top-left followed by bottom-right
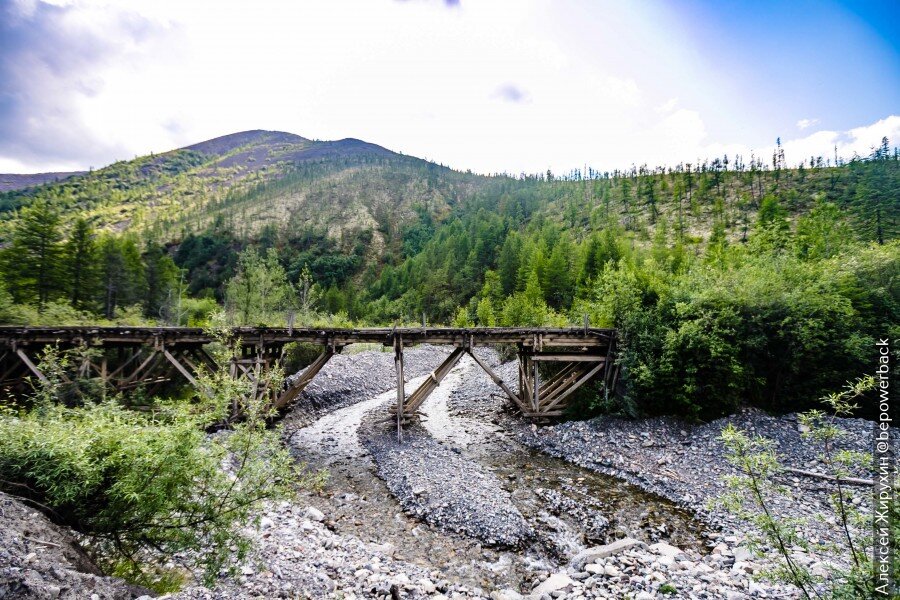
(15, 349), (47, 384)
(404, 347), (465, 414)
(465, 349), (524, 411)
(272, 348), (336, 411)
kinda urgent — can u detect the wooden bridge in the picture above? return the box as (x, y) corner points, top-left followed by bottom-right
(0, 326), (616, 429)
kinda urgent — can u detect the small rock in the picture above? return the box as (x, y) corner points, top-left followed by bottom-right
(649, 542), (684, 559)
(491, 589), (524, 600)
(733, 546), (752, 563)
(531, 572), (575, 598)
(304, 506), (326, 522)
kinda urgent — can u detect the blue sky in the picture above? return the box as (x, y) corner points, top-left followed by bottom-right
(0, 0), (897, 174)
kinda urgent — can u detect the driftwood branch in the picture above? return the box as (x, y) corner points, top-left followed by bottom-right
(784, 467), (873, 486)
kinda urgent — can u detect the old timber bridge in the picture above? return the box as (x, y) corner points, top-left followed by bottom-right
(0, 326), (616, 431)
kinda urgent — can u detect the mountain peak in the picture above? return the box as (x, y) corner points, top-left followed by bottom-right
(183, 130), (310, 156)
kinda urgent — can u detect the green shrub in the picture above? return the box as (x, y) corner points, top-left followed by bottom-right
(0, 340), (322, 590)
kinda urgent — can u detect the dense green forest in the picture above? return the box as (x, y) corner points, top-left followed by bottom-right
(1, 132), (897, 419)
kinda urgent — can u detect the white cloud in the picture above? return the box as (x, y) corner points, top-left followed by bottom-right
(0, 1), (897, 176)
(796, 118), (819, 130)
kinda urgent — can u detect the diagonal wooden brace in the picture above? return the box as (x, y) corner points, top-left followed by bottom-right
(466, 349), (528, 413)
(15, 349), (48, 384)
(273, 347), (336, 411)
(541, 361), (607, 412)
(403, 347), (466, 414)
(162, 348), (206, 393)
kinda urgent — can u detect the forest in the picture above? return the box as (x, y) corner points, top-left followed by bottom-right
(0, 137), (897, 420)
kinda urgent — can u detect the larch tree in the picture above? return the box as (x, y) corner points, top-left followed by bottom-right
(64, 217), (97, 311)
(8, 201), (64, 309)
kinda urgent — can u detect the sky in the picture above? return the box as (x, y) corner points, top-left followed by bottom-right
(1, 0), (898, 175)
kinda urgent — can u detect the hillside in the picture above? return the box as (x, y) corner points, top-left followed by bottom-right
(0, 130), (492, 263)
(0, 131), (896, 419)
(0, 130), (896, 320)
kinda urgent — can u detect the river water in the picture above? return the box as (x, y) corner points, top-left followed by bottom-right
(286, 356), (709, 592)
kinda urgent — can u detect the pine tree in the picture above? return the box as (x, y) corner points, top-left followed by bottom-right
(143, 241), (179, 318)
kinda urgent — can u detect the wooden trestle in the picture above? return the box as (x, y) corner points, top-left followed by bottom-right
(0, 326), (615, 435)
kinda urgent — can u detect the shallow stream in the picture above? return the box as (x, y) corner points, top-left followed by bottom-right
(287, 357), (709, 593)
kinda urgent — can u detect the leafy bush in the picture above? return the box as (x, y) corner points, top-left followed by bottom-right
(0, 340), (322, 590)
(589, 241), (898, 420)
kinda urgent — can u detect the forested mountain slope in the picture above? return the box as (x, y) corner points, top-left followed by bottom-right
(0, 131), (897, 418)
(0, 131), (896, 316)
(0, 130), (490, 263)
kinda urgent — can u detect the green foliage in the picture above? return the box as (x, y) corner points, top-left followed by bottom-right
(716, 377), (891, 599)
(225, 247), (296, 325)
(658, 583), (678, 595)
(2, 200), (64, 307)
(2, 137), (897, 421)
(589, 240), (898, 420)
(64, 217), (98, 310)
(0, 339), (322, 590)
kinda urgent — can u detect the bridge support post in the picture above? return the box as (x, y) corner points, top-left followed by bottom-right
(402, 347), (465, 416)
(273, 346), (337, 411)
(394, 334), (404, 443)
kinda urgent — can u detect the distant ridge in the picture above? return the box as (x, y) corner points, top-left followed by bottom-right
(0, 171), (86, 193)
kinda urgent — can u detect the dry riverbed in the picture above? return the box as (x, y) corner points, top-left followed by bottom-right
(3, 345), (875, 599)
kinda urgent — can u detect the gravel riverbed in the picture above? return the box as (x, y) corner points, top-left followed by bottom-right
(4, 345), (876, 599)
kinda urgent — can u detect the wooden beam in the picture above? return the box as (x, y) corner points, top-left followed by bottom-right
(0, 357), (28, 384)
(531, 354), (606, 362)
(120, 350), (160, 386)
(193, 347), (219, 372)
(404, 347), (465, 414)
(394, 335), (405, 443)
(107, 348), (144, 381)
(519, 354), (533, 409)
(465, 349), (525, 411)
(272, 348), (336, 411)
(162, 348), (200, 389)
(538, 362), (582, 399)
(15, 349), (47, 384)
(521, 410), (565, 417)
(541, 361), (606, 412)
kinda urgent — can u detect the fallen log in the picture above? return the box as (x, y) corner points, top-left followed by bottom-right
(784, 467), (873, 487)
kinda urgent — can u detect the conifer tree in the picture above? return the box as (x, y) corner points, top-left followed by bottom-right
(6, 201), (64, 308)
(64, 217), (97, 310)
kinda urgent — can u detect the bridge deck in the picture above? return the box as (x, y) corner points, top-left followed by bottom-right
(0, 326), (613, 348)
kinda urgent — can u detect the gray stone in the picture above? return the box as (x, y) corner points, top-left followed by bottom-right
(304, 506), (326, 522)
(530, 572), (575, 598)
(649, 542), (684, 558)
(491, 591), (524, 600)
(571, 538), (646, 570)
